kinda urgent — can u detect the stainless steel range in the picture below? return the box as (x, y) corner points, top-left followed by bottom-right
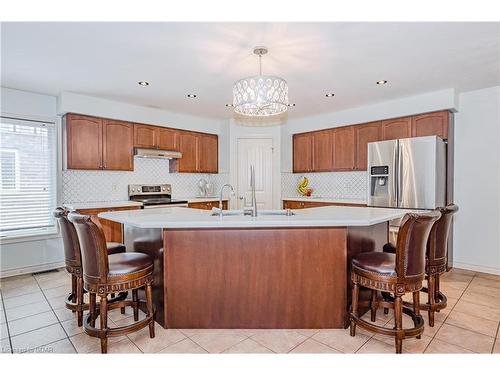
(128, 184), (188, 209)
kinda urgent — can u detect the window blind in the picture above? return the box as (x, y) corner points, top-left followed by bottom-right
(0, 117), (58, 238)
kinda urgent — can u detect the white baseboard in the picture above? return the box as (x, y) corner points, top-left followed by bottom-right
(0, 261), (66, 279)
(452, 261), (500, 276)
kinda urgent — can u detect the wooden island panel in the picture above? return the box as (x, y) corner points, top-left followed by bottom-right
(158, 223), (388, 329)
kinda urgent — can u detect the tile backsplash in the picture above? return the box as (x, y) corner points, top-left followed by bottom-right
(281, 171), (367, 200)
(62, 157), (229, 203)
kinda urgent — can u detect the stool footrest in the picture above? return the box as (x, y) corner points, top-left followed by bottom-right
(83, 299), (155, 339)
(351, 305), (424, 338)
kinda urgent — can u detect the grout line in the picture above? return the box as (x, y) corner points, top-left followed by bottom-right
(285, 333), (313, 354)
(185, 336), (210, 353)
(33, 274), (78, 353)
(0, 289), (14, 354)
(308, 335), (346, 353)
(246, 335), (278, 353)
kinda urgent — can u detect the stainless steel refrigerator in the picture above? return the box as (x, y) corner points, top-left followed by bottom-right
(367, 135), (446, 210)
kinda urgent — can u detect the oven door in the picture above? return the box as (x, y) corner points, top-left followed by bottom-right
(142, 203), (189, 209)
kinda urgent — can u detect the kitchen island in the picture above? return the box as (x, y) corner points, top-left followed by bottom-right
(99, 206), (404, 329)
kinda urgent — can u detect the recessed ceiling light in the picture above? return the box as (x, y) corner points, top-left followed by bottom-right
(325, 93), (335, 97)
(287, 103), (296, 107)
(138, 81), (149, 86)
(376, 80), (388, 85)
(225, 103), (234, 107)
(187, 94), (197, 98)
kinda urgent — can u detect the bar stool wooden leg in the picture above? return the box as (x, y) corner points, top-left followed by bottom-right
(370, 290), (377, 322)
(435, 274), (441, 312)
(76, 276), (84, 327)
(413, 291), (421, 339)
(428, 275), (436, 327)
(71, 275), (77, 303)
(145, 283), (155, 338)
(89, 293), (96, 328)
(394, 295), (403, 354)
(99, 294), (108, 354)
(350, 282), (359, 336)
(132, 289), (139, 321)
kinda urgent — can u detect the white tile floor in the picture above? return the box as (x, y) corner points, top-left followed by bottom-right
(0, 267), (499, 354)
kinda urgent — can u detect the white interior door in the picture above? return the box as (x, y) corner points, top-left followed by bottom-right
(237, 138), (273, 210)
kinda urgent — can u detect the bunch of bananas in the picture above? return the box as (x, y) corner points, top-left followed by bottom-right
(297, 176), (309, 196)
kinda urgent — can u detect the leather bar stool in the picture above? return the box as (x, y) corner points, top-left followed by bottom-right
(350, 211), (441, 353)
(383, 204), (459, 326)
(68, 212), (155, 354)
(53, 207), (127, 326)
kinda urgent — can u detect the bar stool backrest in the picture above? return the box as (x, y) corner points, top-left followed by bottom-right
(53, 207), (81, 271)
(395, 211), (441, 279)
(68, 213), (110, 285)
(427, 204), (459, 266)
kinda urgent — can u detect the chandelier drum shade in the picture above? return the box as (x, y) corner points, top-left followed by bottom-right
(232, 47), (289, 117)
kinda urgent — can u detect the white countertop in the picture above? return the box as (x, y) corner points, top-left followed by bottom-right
(63, 201), (143, 210)
(99, 205), (405, 229)
(282, 197), (367, 205)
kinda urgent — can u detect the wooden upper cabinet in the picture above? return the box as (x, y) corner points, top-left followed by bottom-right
(176, 131), (199, 173)
(312, 130), (334, 171)
(102, 120), (134, 171)
(157, 128), (178, 150)
(412, 110), (449, 139)
(134, 124), (179, 150)
(66, 114), (103, 170)
(354, 121), (382, 170)
(198, 134), (218, 173)
(333, 127), (356, 170)
(381, 117), (412, 140)
(134, 124), (157, 148)
(293, 133), (313, 173)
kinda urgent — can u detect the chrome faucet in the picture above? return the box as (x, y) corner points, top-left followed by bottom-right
(218, 184), (234, 217)
(243, 165), (258, 217)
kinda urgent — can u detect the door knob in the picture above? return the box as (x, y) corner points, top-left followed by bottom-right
(239, 196), (244, 200)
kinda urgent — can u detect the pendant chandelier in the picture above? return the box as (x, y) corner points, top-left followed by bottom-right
(232, 47), (289, 117)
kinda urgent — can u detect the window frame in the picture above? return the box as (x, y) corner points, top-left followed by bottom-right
(0, 112), (62, 243)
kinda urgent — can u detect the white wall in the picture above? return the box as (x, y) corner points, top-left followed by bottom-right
(453, 86), (500, 274)
(1, 87), (64, 277)
(1, 87), (57, 119)
(281, 89), (457, 172)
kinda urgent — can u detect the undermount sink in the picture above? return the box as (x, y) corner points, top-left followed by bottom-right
(211, 209), (294, 217)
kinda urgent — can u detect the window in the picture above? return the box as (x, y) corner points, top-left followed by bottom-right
(0, 117), (58, 238)
(1, 149), (20, 190)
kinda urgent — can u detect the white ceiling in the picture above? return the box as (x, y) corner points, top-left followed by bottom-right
(1, 22), (499, 119)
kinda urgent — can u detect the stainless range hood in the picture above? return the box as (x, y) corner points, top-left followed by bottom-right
(134, 148), (182, 159)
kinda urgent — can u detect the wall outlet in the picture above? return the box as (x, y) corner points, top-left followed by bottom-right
(111, 184), (118, 192)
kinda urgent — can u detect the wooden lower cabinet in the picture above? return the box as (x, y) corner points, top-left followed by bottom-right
(76, 206), (138, 242)
(283, 200), (366, 209)
(188, 200), (228, 210)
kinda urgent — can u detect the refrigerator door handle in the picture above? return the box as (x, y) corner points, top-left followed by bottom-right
(393, 142), (398, 204)
(398, 143), (403, 206)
